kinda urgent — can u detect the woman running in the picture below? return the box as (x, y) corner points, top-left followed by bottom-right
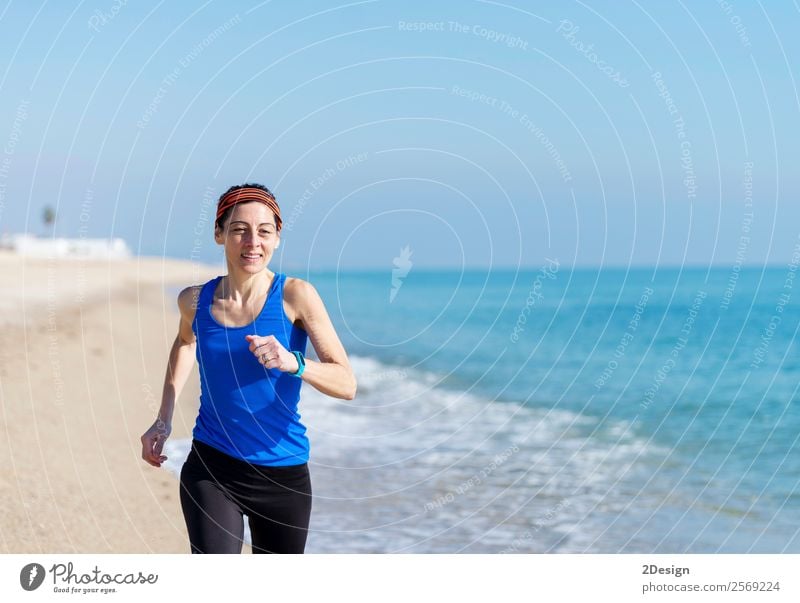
(140, 183), (357, 554)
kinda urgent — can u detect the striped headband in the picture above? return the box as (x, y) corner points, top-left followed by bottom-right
(216, 187), (282, 231)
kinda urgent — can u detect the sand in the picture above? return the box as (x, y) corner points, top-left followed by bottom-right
(0, 250), (221, 553)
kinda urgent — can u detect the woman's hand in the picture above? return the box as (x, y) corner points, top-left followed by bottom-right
(140, 418), (172, 468)
(245, 334), (299, 373)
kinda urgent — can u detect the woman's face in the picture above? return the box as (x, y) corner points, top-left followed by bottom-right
(215, 201), (280, 273)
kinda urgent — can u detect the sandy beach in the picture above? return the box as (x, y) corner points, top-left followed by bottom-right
(0, 251), (220, 553)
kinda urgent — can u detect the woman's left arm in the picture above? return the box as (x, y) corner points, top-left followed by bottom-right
(247, 278), (357, 400)
(289, 279), (357, 399)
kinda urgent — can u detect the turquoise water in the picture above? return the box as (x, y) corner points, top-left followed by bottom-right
(167, 266), (800, 552)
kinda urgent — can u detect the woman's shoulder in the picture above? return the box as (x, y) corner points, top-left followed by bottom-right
(177, 278), (217, 319)
(283, 275), (327, 320)
(177, 284), (201, 303)
(283, 275), (323, 312)
(283, 275), (316, 300)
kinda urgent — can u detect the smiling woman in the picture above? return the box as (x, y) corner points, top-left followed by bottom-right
(140, 182), (357, 554)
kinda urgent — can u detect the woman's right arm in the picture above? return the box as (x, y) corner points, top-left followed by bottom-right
(140, 286), (199, 468)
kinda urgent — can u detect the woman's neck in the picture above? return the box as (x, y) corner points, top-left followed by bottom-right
(221, 268), (274, 303)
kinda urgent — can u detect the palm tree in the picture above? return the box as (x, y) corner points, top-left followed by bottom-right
(42, 206), (56, 235)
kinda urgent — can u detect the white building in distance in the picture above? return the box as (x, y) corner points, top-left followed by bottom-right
(0, 233), (132, 259)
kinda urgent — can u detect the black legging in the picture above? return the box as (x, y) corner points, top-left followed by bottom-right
(179, 439), (312, 553)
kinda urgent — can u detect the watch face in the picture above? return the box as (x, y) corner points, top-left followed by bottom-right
(291, 350), (305, 377)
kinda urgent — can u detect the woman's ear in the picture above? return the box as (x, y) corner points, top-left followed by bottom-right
(214, 225), (224, 245)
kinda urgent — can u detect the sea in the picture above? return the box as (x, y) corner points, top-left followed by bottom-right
(163, 265), (800, 553)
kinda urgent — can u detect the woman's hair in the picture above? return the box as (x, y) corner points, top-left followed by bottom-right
(214, 183), (280, 231)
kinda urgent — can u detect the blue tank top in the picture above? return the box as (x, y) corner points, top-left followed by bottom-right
(191, 272), (310, 466)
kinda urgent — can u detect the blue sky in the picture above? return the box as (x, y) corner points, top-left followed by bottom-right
(0, 0), (798, 269)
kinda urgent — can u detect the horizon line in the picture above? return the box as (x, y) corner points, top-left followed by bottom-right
(136, 254), (797, 272)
